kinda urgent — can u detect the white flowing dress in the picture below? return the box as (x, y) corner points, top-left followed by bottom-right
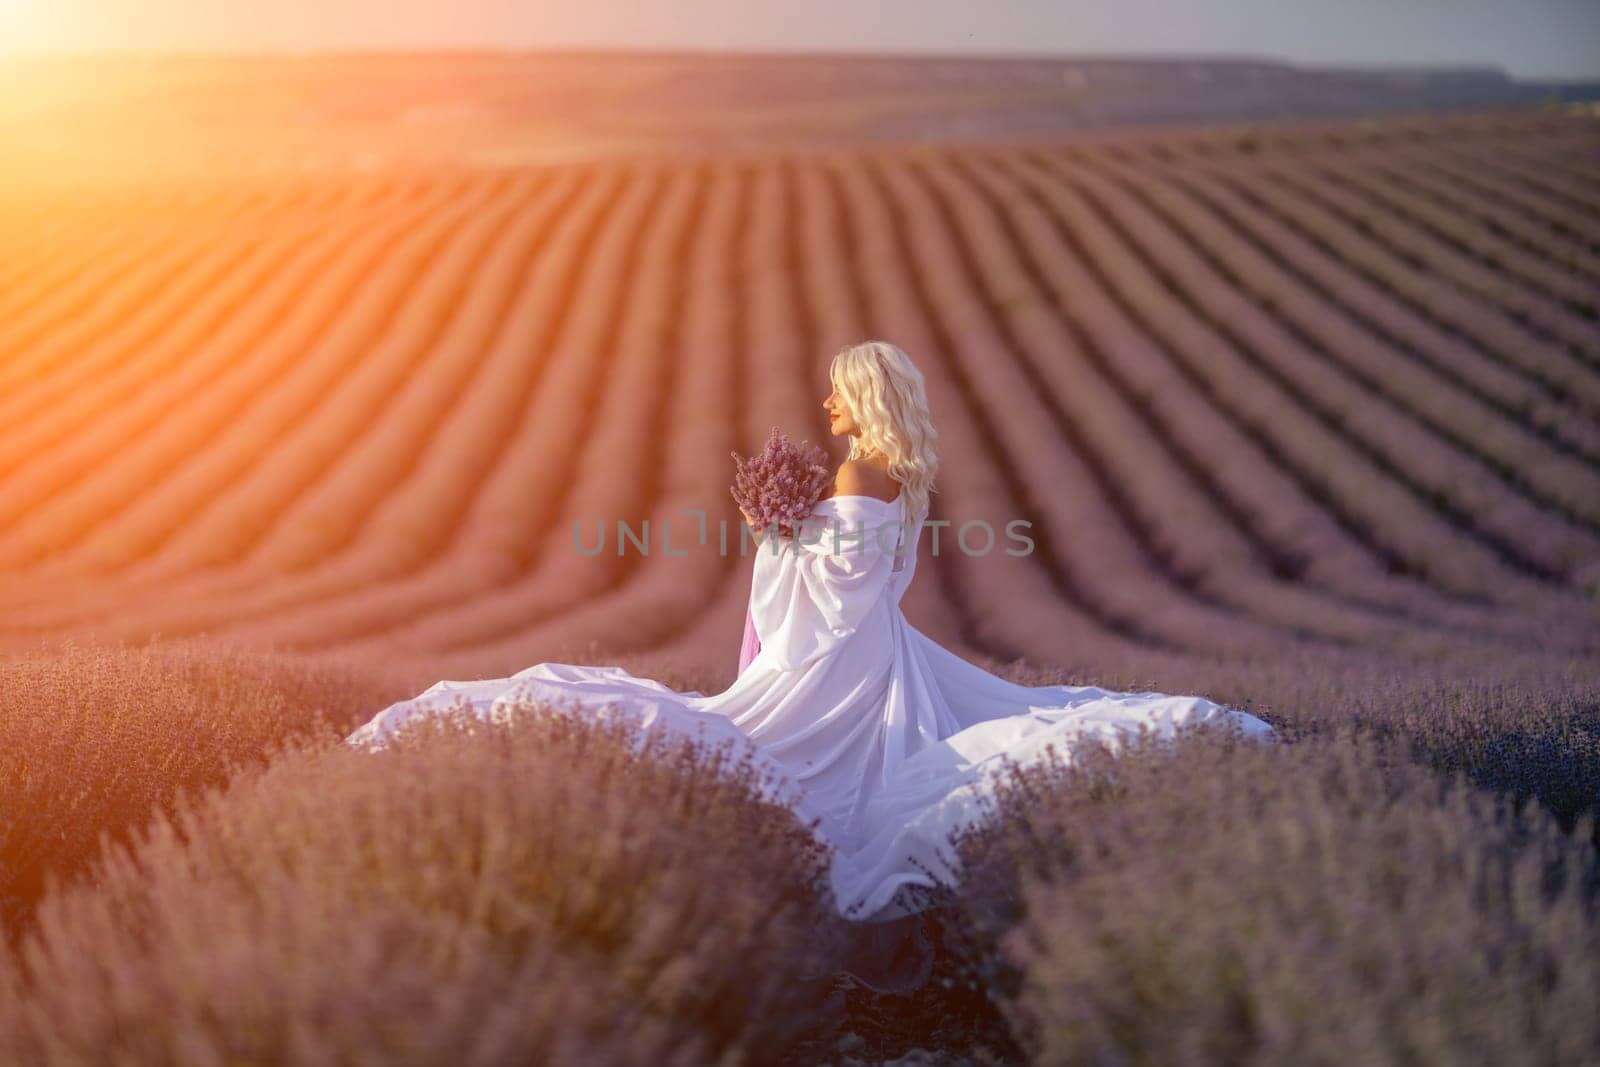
(347, 493), (1276, 923)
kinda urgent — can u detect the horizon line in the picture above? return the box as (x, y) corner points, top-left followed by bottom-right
(0, 45), (1543, 78)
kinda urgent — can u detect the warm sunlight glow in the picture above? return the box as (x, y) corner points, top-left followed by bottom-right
(0, 0), (37, 51)
(0, 0), (80, 55)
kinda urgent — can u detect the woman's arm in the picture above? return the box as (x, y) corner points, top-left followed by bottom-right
(747, 493), (898, 670)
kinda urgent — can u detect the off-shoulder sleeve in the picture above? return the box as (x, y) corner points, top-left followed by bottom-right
(748, 497), (903, 671)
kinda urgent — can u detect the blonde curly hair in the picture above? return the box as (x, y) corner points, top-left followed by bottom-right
(828, 340), (939, 522)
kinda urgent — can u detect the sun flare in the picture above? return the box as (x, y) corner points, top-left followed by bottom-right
(0, 0), (52, 53)
(0, 0), (23, 37)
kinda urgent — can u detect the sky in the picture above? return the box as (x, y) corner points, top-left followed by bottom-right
(2, 0), (1597, 80)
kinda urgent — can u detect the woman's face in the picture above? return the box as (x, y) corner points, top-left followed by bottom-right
(823, 382), (859, 439)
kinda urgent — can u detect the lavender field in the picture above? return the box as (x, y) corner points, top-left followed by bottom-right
(2, 94), (1599, 1063)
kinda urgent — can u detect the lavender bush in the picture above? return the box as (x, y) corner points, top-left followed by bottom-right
(912, 721), (1600, 1066)
(0, 636), (403, 938)
(1002, 645), (1600, 843)
(2, 637), (1597, 1064)
(730, 426), (833, 538)
(0, 707), (847, 1065)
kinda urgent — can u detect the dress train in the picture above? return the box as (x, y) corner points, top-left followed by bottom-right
(347, 494), (1275, 944)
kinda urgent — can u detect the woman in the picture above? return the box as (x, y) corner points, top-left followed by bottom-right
(347, 341), (1275, 930)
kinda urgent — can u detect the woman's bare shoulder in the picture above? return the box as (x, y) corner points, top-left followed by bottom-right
(832, 458), (898, 502)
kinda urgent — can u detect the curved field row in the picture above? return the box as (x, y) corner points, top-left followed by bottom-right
(1129, 154), (1600, 466)
(782, 157), (981, 661)
(0, 183), (241, 318)
(431, 163), (827, 666)
(0, 181), (373, 395)
(0, 153), (1574, 671)
(943, 151), (1570, 646)
(909, 153), (1437, 647)
(859, 149), (1571, 662)
(468, 163), (766, 662)
(340, 165), (710, 653)
(0, 185), (309, 407)
(0, 172), (584, 619)
(41, 167), (670, 644)
(786, 158), (976, 647)
(0, 176), (507, 569)
(824, 155), (1166, 669)
(1015, 151), (1556, 602)
(1074, 152), (1600, 559)
(1211, 115), (1600, 253)
(1, 111), (1596, 682)
(9, 161), (1011, 671)
(1180, 116), (1600, 249)
(1178, 151), (1600, 421)
(1250, 159), (1600, 370)
(0, 179), (448, 493)
(1434, 150), (1600, 237)
(1340, 150), (1600, 288)
(589, 156), (989, 681)
(877, 153), (1317, 656)
(66, 178), (538, 575)
(1309, 157), (1597, 319)
(0, 169), (634, 625)
(0, 189), (230, 333)
(1453, 144), (1600, 216)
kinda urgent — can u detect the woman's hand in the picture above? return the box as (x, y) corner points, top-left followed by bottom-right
(739, 507), (766, 542)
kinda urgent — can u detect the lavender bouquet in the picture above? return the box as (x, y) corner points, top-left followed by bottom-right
(730, 426), (833, 539)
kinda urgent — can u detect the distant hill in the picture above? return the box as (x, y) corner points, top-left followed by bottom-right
(1, 51), (1596, 181)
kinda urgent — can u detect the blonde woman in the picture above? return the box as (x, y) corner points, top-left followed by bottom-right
(735, 340), (937, 671)
(349, 341), (1273, 952)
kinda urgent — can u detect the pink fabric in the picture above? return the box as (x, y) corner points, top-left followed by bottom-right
(737, 606), (762, 675)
